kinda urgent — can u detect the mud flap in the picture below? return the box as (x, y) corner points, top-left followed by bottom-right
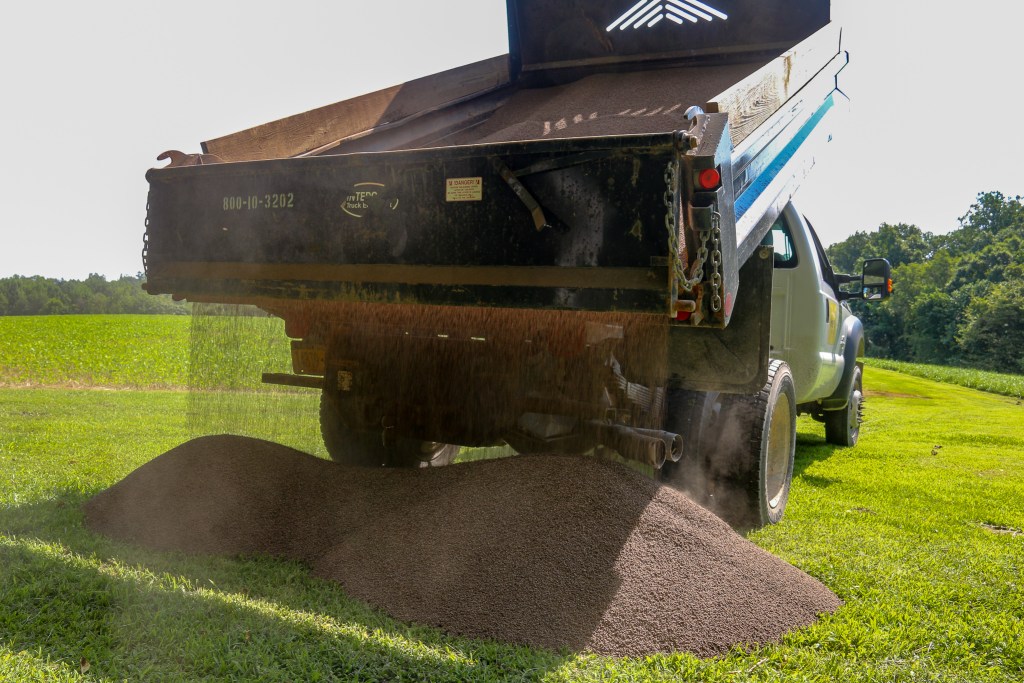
(667, 246), (772, 394)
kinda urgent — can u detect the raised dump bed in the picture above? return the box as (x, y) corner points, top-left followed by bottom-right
(145, 0), (846, 327)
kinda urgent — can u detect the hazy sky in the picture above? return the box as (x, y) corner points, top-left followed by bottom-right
(2, 0), (1022, 279)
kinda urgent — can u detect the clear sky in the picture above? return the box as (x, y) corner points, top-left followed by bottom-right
(2, 0), (1021, 280)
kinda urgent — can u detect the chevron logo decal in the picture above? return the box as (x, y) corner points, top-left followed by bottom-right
(606, 0), (728, 31)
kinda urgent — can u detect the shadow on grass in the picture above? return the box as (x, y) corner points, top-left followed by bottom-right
(0, 491), (568, 682)
(792, 429), (844, 485)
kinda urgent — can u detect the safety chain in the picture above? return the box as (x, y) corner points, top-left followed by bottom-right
(663, 163), (685, 286)
(692, 225), (710, 291)
(142, 201), (150, 277)
(664, 163), (710, 293)
(709, 209), (723, 312)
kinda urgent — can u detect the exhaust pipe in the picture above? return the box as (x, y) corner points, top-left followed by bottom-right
(631, 428), (684, 463)
(587, 422), (683, 469)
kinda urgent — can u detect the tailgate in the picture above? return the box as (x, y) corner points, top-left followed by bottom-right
(144, 135), (679, 314)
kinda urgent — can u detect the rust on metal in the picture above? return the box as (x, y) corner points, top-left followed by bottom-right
(156, 150), (225, 168)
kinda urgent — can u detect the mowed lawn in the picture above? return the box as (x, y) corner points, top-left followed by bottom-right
(0, 315), (1022, 681)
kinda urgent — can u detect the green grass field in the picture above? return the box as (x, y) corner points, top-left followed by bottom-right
(1, 316), (1022, 681)
(863, 358), (1024, 399)
(0, 314), (292, 391)
(0, 315), (191, 389)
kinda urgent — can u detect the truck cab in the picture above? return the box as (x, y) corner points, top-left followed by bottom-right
(767, 203), (849, 402)
(765, 202), (890, 447)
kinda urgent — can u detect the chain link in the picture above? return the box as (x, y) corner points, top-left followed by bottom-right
(663, 163), (686, 287)
(142, 200), (150, 277)
(709, 210), (723, 312)
(692, 228), (709, 286)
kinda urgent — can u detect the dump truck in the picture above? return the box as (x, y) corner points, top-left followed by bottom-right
(142, 0), (892, 529)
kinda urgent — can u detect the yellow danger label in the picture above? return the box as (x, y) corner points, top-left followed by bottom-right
(827, 300), (840, 346)
(446, 177), (483, 202)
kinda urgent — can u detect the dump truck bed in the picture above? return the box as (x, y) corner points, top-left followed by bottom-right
(408, 62), (765, 148)
(144, 0), (845, 329)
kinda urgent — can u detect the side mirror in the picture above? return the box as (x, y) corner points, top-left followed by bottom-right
(861, 258), (893, 301)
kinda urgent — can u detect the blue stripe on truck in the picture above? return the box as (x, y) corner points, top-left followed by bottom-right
(734, 93), (836, 219)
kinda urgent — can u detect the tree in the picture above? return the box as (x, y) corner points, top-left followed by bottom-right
(826, 230), (871, 274)
(827, 222), (933, 273)
(905, 291), (961, 365)
(873, 223), (934, 268)
(853, 299), (905, 360)
(958, 281), (1024, 373)
(0, 274), (189, 315)
(41, 297), (69, 315)
(827, 192), (1024, 372)
(940, 191), (1024, 256)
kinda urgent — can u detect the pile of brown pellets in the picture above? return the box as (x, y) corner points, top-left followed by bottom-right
(84, 435), (840, 657)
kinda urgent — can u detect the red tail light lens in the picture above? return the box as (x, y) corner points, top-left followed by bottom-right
(698, 168), (721, 190)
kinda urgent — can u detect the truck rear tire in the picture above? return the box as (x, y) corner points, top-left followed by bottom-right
(824, 364), (863, 447)
(660, 390), (721, 507)
(711, 360), (796, 529)
(319, 391), (459, 468)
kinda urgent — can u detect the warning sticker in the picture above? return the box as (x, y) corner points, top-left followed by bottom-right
(446, 177), (483, 202)
(827, 299), (840, 346)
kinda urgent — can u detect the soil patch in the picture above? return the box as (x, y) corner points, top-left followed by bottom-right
(84, 435), (841, 657)
(865, 390), (930, 399)
(980, 522), (1022, 537)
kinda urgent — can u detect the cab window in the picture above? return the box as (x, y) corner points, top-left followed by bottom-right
(804, 215), (840, 298)
(763, 216), (797, 268)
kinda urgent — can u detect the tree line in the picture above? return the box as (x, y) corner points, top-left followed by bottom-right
(827, 191), (1024, 374)
(0, 274), (189, 316)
